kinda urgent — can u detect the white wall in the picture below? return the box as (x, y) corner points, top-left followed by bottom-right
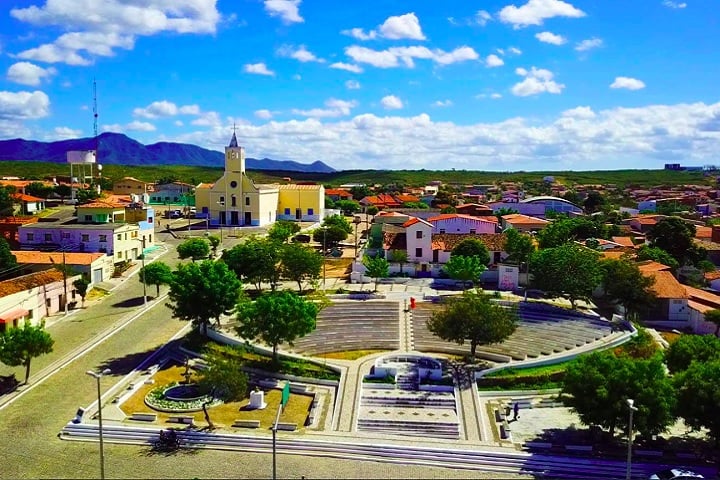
(405, 222), (432, 263)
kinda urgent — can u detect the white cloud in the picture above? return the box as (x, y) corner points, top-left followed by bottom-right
(126, 120), (156, 131)
(485, 54), (505, 67)
(575, 37), (603, 51)
(292, 74), (302, 80)
(0, 90), (50, 119)
(491, 93), (503, 99)
(165, 101), (720, 172)
(191, 111), (221, 127)
(610, 76), (646, 90)
(255, 109), (273, 120)
(11, 1), (220, 65)
(179, 104), (200, 115)
(476, 93), (503, 100)
(562, 106), (596, 119)
(174, 120), (184, 127)
(345, 45), (479, 69)
(512, 66), (565, 96)
(330, 62), (363, 73)
(264, 0), (304, 24)
(133, 101), (200, 118)
(244, 63), (275, 76)
(292, 98), (358, 118)
(509, 47), (523, 55)
(345, 80), (361, 90)
(50, 126), (82, 140)
(6, 62), (56, 86)
(433, 100), (453, 107)
(663, 1), (687, 8)
(499, 0), (585, 28)
(343, 12), (425, 41)
(535, 31), (567, 45)
(381, 95), (404, 110)
(475, 10), (493, 26)
(277, 44), (323, 63)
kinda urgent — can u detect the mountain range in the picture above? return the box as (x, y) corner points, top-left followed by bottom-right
(0, 133), (336, 173)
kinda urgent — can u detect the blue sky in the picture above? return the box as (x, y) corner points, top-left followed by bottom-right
(1, 0), (719, 172)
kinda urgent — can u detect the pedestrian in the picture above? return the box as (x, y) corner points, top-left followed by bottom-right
(513, 402), (520, 421)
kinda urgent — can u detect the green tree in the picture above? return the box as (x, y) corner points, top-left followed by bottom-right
(583, 191), (605, 213)
(280, 243), (323, 293)
(54, 184), (72, 203)
(0, 323), (54, 384)
(495, 207), (519, 222)
(704, 309), (720, 336)
(221, 237), (280, 291)
(267, 222), (295, 244)
(235, 290), (318, 363)
(529, 243), (603, 309)
(206, 234), (221, 257)
(168, 260), (242, 335)
(335, 200), (361, 215)
(363, 255), (389, 291)
(402, 201), (429, 209)
(665, 334), (720, 374)
(636, 245), (680, 272)
(24, 182), (54, 199)
(350, 185), (371, 201)
(176, 238), (210, 262)
(75, 188), (100, 204)
(537, 217), (608, 249)
(197, 344), (249, 401)
(562, 352), (676, 438)
(313, 225), (348, 247)
(451, 238), (490, 265)
(600, 258), (656, 319)
(366, 205), (379, 216)
(389, 250), (409, 274)
(72, 276), (91, 308)
(503, 228), (535, 268)
(322, 214), (352, 234)
(0, 237), (18, 278)
(139, 261), (173, 297)
(427, 290), (517, 359)
(647, 217), (697, 265)
(674, 360), (720, 446)
(443, 255), (485, 288)
(0, 185), (15, 216)
(440, 206), (457, 214)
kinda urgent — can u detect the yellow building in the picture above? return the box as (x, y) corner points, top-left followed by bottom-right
(112, 177), (151, 195)
(195, 133), (324, 226)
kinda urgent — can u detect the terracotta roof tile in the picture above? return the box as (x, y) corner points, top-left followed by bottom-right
(637, 260), (673, 273)
(12, 193), (44, 202)
(611, 236), (636, 247)
(684, 285), (720, 306)
(431, 233), (506, 252)
(646, 270), (688, 299)
(11, 251), (104, 266)
(0, 270), (66, 298)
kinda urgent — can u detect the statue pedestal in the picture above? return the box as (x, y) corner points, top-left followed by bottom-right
(249, 390), (267, 410)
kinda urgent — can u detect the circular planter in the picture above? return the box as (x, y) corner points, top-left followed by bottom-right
(144, 383), (223, 413)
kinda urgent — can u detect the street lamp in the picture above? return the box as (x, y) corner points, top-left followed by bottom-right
(353, 216), (362, 258)
(626, 398), (638, 480)
(137, 237), (147, 306)
(86, 368), (111, 480)
(322, 227), (327, 288)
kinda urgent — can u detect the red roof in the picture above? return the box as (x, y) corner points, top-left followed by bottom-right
(325, 189), (353, 198)
(12, 193), (44, 202)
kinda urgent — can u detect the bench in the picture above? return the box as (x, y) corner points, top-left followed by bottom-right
(129, 412), (157, 422)
(233, 419), (261, 429)
(524, 442), (553, 450)
(565, 445), (593, 453)
(168, 416), (195, 425)
(276, 422), (297, 431)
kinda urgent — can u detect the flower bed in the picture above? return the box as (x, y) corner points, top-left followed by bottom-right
(144, 382), (223, 412)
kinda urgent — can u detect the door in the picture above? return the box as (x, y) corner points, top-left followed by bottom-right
(230, 211), (239, 225)
(219, 211), (226, 225)
(244, 212), (252, 225)
(295, 208), (302, 220)
(92, 268), (103, 284)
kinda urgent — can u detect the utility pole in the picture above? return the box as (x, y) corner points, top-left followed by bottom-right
(62, 247), (68, 315)
(139, 237), (147, 306)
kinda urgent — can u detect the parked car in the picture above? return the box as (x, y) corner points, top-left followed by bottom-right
(166, 209), (182, 219)
(649, 469), (704, 480)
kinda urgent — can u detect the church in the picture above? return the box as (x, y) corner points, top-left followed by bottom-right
(194, 133), (325, 227)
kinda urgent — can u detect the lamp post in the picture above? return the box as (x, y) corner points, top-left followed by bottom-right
(137, 237), (147, 306)
(353, 216), (361, 258)
(626, 398), (638, 480)
(86, 368), (111, 480)
(322, 227), (327, 288)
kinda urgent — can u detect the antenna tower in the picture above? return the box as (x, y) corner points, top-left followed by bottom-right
(93, 78), (98, 150)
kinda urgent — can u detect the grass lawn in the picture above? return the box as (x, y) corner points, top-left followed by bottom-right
(119, 363), (313, 430)
(484, 361), (571, 378)
(317, 350), (388, 361)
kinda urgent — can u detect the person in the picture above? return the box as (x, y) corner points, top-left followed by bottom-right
(513, 402), (520, 421)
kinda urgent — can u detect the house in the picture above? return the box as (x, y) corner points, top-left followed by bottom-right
(11, 250), (112, 285)
(488, 201), (545, 218)
(500, 213), (550, 233)
(325, 189), (353, 202)
(623, 215), (664, 233)
(12, 193), (45, 215)
(112, 177), (152, 195)
(520, 195), (583, 216)
(150, 182), (194, 204)
(637, 262), (690, 323)
(359, 194), (402, 210)
(427, 213), (497, 235)
(194, 133), (324, 226)
(430, 232), (507, 265)
(76, 200), (155, 246)
(0, 179), (54, 195)
(0, 269), (80, 331)
(611, 236), (636, 248)
(0, 216), (39, 248)
(684, 285), (720, 335)
(456, 203), (494, 217)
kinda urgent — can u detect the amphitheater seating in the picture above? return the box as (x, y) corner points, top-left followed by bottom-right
(284, 300), (401, 355)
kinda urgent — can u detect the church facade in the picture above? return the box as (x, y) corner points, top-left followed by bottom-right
(195, 133), (324, 227)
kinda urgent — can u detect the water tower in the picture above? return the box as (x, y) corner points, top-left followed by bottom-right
(66, 150), (96, 201)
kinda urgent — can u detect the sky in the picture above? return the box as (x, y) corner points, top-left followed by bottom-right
(0, 0), (719, 172)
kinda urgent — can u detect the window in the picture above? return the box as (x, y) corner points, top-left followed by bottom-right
(81, 234), (89, 242)
(245, 197), (250, 206)
(26, 233), (34, 241)
(116, 251), (122, 259)
(231, 196), (237, 207)
(44, 233), (52, 242)
(147, 216), (153, 223)
(99, 235), (107, 242)
(61, 232), (71, 239)
(124, 233), (128, 240)
(84, 215), (93, 222)
(117, 234), (122, 240)
(308, 208), (314, 216)
(469, 229), (476, 234)
(46, 298), (51, 308)
(416, 231), (423, 239)
(219, 196), (225, 204)
(230, 180), (238, 188)
(439, 229), (445, 234)
(284, 208), (291, 215)
(415, 248), (423, 257)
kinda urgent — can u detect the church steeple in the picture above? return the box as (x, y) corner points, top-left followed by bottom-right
(225, 122), (245, 173)
(229, 123), (238, 148)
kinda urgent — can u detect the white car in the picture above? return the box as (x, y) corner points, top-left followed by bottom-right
(649, 468), (704, 480)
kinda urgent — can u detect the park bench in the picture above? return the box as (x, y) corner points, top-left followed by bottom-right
(523, 441), (553, 450)
(167, 416), (195, 425)
(129, 412), (157, 422)
(565, 445), (593, 453)
(276, 422), (297, 431)
(233, 419), (260, 429)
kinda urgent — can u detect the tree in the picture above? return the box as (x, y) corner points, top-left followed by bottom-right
(426, 290), (517, 359)
(322, 214), (352, 234)
(363, 255), (389, 291)
(0, 237), (18, 278)
(197, 344), (249, 401)
(139, 261), (173, 297)
(72, 276), (91, 308)
(636, 245), (680, 272)
(0, 323), (54, 384)
(168, 260), (242, 335)
(0, 186), (15, 216)
(389, 250), (408, 274)
(222, 237), (280, 291)
(335, 200), (361, 215)
(75, 188), (100, 204)
(350, 185), (371, 201)
(280, 243), (322, 293)
(600, 258), (656, 319)
(24, 182), (53, 199)
(704, 309), (720, 336)
(366, 205), (379, 216)
(647, 217), (697, 265)
(236, 290), (318, 363)
(562, 352), (676, 438)
(54, 184), (72, 203)
(312, 225), (347, 247)
(444, 255), (485, 288)
(665, 334), (720, 374)
(583, 191), (605, 213)
(206, 234), (221, 257)
(451, 238), (490, 265)
(495, 207), (519, 222)
(537, 217), (608, 249)
(529, 243), (603, 309)
(402, 201), (428, 209)
(674, 360), (720, 446)
(503, 228), (535, 273)
(176, 238), (210, 262)
(267, 221), (297, 244)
